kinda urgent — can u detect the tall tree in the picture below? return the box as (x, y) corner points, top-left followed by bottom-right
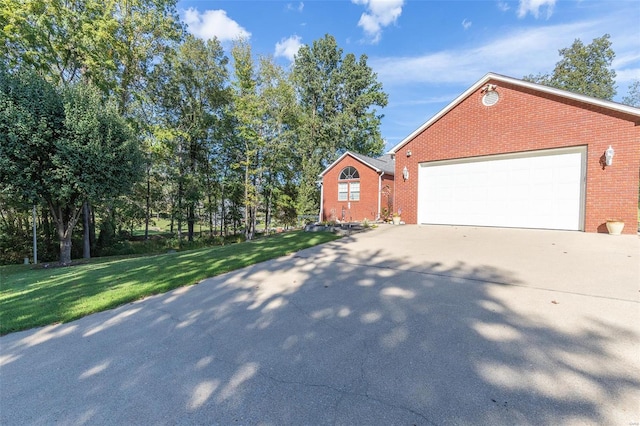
(0, 68), (143, 263)
(230, 40), (262, 241)
(151, 35), (229, 242)
(2, 0), (183, 257)
(111, 0), (184, 115)
(257, 57), (298, 234)
(524, 34), (617, 100)
(292, 34), (387, 215)
(338, 52), (387, 154)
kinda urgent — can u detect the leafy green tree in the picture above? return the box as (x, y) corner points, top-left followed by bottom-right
(0, 68), (143, 263)
(1, 0), (117, 89)
(111, 0), (184, 115)
(2, 0), (183, 257)
(229, 42), (301, 239)
(256, 57), (298, 234)
(524, 34), (616, 100)
(0, 193), (33, 264)
(274, 183), (299, 229)
(292, 34), (387, 214)
(338, 52), (388, 154)
(150, 35), (229, 242)
(1, 0), (183, 106)
(231, 40), (262, 241)
(622, 80), (640, 107)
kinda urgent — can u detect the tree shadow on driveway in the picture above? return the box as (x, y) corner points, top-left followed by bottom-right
(1, 230), (639, 425)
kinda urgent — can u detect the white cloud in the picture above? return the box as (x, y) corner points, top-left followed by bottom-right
(352, 0), (404, 44)
(390, 95), (458, 108)
(518, 0), (556, 19)
(462, 19), (472, 30)
(275, 35), (303, 61)
(183, 8), (251, 41)
(497, 1), (510, 12)
(616, 68), (640, 85)
(371, 20), (600, 86)
(287, 2), (304, 12)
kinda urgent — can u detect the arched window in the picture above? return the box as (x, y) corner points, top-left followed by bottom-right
(339, 166), (359, 180)
(338, 166), (360, 201)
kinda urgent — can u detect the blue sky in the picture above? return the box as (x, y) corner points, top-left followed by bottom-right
(177, 0), (640, 151)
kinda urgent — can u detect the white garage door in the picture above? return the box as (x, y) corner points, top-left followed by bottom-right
(417, 147), (586, 230)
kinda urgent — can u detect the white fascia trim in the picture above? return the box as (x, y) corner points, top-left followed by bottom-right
(388, 72), (640, 154)
(318, 152), (350, 178)
(318, 151), (383, 178)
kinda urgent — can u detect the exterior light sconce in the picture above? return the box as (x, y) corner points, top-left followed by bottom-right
(481, 83), (497, 93)
(481, 84), (499, 106)
(406, 150), (412, 157)
(605, 145), (614, 166)
(402, 166), (409, 181)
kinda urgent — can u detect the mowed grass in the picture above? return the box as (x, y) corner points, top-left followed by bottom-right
(0, 231), (340, 335)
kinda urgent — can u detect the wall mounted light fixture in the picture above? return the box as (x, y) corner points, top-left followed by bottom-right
(402, 166), (409, 181)
(406, 150), (412, 157)
(481, 83), (497, 93)
(605, 145), (615, 166)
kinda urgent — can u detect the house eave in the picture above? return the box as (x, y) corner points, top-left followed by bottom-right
(318, 151), (394, 178)
(388, 72), (640, 154)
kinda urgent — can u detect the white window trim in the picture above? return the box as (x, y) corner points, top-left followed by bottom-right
(349, 182), (360, 201)
(338, 182), (348, 201)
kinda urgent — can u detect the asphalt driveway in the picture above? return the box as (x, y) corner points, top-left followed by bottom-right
(1, 225), (639, 425)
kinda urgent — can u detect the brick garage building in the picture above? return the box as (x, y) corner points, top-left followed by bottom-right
(389, 73), (640, 234)
(319, 151), (394, 222)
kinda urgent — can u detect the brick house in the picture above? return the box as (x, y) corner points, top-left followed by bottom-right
(319, 151), (395, 222)
(389, 73), (640, 234)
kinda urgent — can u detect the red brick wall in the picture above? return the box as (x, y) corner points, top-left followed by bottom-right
(322, 155), (390, 222)
(394, 80), (640, 234)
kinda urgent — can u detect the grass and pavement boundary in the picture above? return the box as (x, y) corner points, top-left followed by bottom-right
(0, 231), (340, 335)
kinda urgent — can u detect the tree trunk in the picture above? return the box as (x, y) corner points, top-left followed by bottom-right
(82, 201), (91, 259)
(60, 233), (72, 264)
(187, 203), (195, 242)
(177, 179), (183, 247)
(90, 206), (96, 253)
(42, 206), (52, 251)
(264, 186), (272, 236)
(244, 161), (251, 241)
(251, 206), (257, 240)
(208, 190), (214, 237)
(221, 182), (226, 237)
(144, 161), (151, 241)
(51, 204), (82, 264)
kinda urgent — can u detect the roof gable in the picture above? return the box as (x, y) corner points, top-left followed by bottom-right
(389, 72), (640, 154)
(319, 151), (395, 177)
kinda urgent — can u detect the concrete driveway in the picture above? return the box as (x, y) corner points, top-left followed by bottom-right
(1, 225), (639, 425)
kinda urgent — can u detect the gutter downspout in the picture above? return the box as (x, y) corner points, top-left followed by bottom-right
(392, 154), (396, 217)
(377, 171), (383, 221)
(318, 180), (324, 223)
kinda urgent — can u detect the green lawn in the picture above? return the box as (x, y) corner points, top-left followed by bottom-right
(131, 217), (173, 236)
(0, 231), (340, 335)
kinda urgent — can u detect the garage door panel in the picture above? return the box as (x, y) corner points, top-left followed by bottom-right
(418, 148), (585, 231)
(531, 168), (553, 183)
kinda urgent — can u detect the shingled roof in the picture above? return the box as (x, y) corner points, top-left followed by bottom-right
(319, 151), (395, 177)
